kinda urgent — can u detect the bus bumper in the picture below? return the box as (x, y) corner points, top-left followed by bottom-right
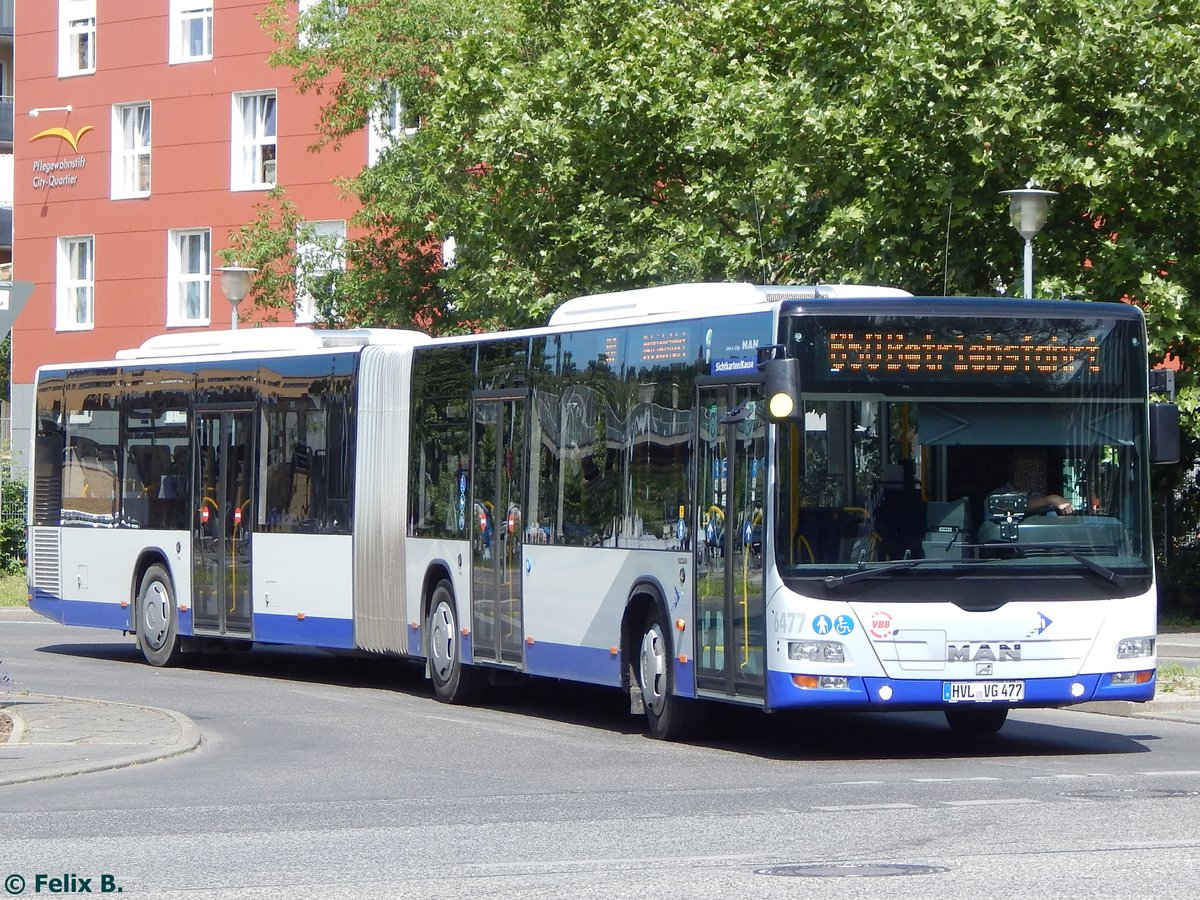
(764, 670), (1156, 710)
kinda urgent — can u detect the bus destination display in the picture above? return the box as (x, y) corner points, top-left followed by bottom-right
(824, 328), (1101, 380)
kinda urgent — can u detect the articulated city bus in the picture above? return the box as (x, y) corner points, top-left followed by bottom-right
(27, 283), (1177, 738)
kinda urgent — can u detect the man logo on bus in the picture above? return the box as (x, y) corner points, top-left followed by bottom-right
(947, 643), (1022, 662)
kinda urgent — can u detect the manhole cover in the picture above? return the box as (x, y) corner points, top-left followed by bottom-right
(1061, 788), (1199, 801)
(756, 863), (948, 878)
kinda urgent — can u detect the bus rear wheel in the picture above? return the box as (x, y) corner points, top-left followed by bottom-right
(944, 705), (1009, 735)
(427, 580), (485, 704)
(638, 607), (704, 740)
(136, 564), (183, 667)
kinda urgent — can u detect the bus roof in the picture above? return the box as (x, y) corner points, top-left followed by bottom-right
(114, 326), (430, 361)
(547, 282), (912, 326)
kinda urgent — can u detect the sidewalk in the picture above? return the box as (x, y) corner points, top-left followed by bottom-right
(0, 695), (201, 787)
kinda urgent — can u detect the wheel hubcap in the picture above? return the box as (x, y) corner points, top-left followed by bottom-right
(430, 602), (455, 683)
(143, 582), (168, 650)
(639, 624), (667, 714)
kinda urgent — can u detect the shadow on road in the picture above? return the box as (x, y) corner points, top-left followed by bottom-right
(36, 638), (1155, 761)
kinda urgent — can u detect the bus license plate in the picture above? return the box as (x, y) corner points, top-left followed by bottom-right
(943, 680), (1024, 703)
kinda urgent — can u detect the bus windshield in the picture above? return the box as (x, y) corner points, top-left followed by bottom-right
(773, 309), (1152, 589)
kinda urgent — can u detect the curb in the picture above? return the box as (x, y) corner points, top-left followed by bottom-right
(1, 704), (27, 744)
(1074, 696), (1200, 722)
(0, 696), (202, 787)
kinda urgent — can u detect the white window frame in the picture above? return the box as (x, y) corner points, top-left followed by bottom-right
(58, 0), (97, 77)
(231, 91), (278, 191)
(111, 102), (151, 199)
(297, 0), (348, 49)
(57, 235), (95, 331)
(169, 0), (213, 64)
(294, 220), (346, 324)
(167, 228), (212, 327)
(367, 85), (420, 165)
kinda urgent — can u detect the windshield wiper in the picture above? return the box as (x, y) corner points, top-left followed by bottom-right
(1007, 543), (1122, 583)
(824, 556), (928, 589)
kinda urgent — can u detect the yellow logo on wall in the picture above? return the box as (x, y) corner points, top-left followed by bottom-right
(31, 125), (94, 152)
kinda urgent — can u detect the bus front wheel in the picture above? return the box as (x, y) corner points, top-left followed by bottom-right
(136, 564), (183, 667)
(427, 581), (485, 704)
(944, 705), (1009, 735)
(638, 607), (704, 740)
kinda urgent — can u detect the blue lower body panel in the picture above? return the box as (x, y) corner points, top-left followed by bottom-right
(252, 613), (354, 649)
(30, 595), (130, 631)
(766, 670), (1157, 711)
(523, 640), (622, 687)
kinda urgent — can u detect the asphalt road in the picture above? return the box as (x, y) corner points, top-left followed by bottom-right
(2, 615), (1200, 899)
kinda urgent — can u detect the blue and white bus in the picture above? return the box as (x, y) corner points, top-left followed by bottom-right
(27, 283), (1178, 738)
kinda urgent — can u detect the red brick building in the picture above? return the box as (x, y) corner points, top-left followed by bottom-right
(11, 1), (386, 460)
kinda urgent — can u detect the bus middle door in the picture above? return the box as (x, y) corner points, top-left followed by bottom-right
(193, 408), (254, 638)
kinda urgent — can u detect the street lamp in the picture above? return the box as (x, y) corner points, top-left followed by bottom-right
(215, 264), (257, 330)
(1000, 182), (1058, 299)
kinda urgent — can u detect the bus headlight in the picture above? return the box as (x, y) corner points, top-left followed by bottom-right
(788, 640), (845, 663)
(1116, 637), (1155, 659)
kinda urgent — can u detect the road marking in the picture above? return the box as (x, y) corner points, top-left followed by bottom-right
(912, 777), (1001, 783)
(813, 803), (919, 812)
(940, 798), (1039, 807)
(828, 780), (885, 786)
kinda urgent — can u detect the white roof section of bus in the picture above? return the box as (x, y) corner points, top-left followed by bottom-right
(547, 282), (912, 326)
(115, 326), (430, 361)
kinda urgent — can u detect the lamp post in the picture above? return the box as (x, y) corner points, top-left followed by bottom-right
(215, 264), (257, 330)
(1000, 182), (1058, 299)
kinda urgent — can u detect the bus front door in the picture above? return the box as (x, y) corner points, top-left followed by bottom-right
(469, 395), (526, 666)
(193, 409), (254, 638)
(695, 384), (766, 700)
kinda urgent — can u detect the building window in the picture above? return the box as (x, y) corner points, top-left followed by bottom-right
(112, 103), (151, 198)
(298, 0), (347, 49)
(59, 0), (97, 77)
(232, 91), (277, 190)
(295, 220), (346, 324)
(170, 0), (213, 63)
(168, 229), (211, 326)
(367, 85), (420, 165)
(57, 236), (94, 331)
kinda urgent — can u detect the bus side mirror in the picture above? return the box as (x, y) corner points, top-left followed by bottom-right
(1150, 402), (1181, 465)
(762, 357), (801, 421)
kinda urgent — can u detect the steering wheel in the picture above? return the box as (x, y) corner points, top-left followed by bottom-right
(1028, 504), (1071, 516)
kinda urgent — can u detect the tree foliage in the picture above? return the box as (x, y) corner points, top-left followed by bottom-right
(251, 0), (1200, 391)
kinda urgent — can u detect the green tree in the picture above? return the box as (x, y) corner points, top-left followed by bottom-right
(250, 0), (1200, 368)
